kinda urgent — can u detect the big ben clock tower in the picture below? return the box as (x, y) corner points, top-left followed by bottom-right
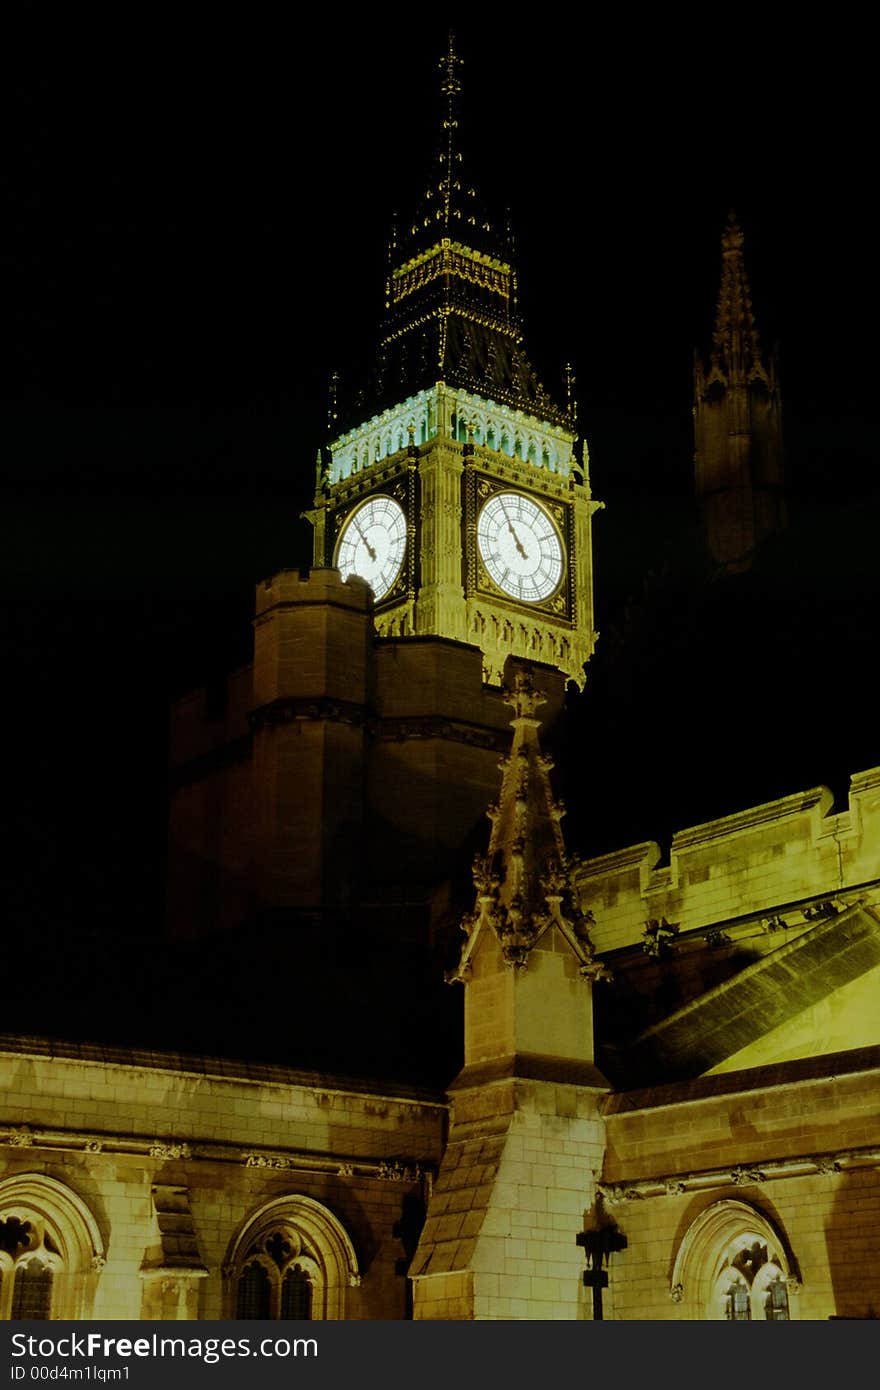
(307, 36), (598, 687)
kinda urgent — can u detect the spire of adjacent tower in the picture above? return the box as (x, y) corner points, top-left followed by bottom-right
(709, 211), (767, 385)
(694, 213), (785, 572)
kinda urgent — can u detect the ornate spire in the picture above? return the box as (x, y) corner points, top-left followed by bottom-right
(438, 31), (463, 233)
(348, 37), (569, 432)
(401, 30), (497, 261)
(315, 370), (339, 492)
(449, 669), (609, 979)
(708, 211), (768, 386)
(694, 213), (785, 571)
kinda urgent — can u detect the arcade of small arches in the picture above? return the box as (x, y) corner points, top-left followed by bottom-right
(471, 610), (571, 663)
(375, 609), (575, 663)
(328, 389), (571, 484)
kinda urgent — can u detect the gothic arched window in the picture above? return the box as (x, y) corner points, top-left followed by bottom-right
(225, 1196), (359, 1321)
(671, 1200), (799, 1321)
(0, 1175), (104, 1321)
(234, 1231), (316, 1321)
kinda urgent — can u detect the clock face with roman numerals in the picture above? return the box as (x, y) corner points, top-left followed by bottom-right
(477, 492), (563, 603)
(335, 495), (407, 601)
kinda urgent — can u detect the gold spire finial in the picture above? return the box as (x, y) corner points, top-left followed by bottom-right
(438, 32), (463, 227)
(327, 371), (339, 440)
(439, 30), (463, 105)
(564, 363), (578, 429)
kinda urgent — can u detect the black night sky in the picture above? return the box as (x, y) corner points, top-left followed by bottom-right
(4, 15), (878, 1058)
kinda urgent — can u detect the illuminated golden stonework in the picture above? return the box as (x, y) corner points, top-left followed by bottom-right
(304, 39), (598, 686)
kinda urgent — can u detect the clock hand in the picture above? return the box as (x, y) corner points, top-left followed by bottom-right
(505, 515), (529, 562)
(353, 520), (377, 563)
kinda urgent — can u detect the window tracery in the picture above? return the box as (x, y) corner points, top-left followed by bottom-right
(235, 1229), (317, 1320)
(0, 1175), (103, 1320)
(714, 1239), (790, 1321)
(225, 1195), (359, 1321)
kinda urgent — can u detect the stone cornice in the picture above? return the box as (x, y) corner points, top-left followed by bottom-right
(249, 696), (371, 733)
(449, 1054), (610, 1091)
(0, 1120), (436, 1184)
(598, 1143), (880, 1204)
(171, 701), (511, 782)
(376, 715), (508, 750)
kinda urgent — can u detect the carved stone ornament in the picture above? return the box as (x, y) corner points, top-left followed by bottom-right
(670, 1283), (684, 1303)
(90, 1254), (107, 1273)
(377, 1160), (421, 1183)
(761, 914), (788, 933)
(641, 917), (679, 957)
(665, 1180), (686, 1196)
(243, 1153), (291, 1170)
(337, 1163), (355, 1177)
(83, 1139), (103, 1154)
(149, 1142), (191, 1161)
(814, 1156), (842, 1176)
(597, 1184), (641, 1206)
(730, 1165), (766, 1186)
(7, 1126), (35, 1147)
(803, 899), (840, 921)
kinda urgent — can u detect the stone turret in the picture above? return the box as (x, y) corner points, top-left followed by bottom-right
(448, 669), (610, 1072)
(410, 669), (610, 1319)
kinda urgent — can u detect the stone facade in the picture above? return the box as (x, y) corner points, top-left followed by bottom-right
(4, 597), (880, 1321)
(4, 41), (878, 1326)
(0, 1040), (444, 1321)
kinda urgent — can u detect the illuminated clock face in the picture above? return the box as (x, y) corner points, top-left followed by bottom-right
(336, 495), (407, 601)
(477, 492), (563, 602)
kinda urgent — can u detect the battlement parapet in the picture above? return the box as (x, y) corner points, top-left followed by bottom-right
(576, 768), (880, 953)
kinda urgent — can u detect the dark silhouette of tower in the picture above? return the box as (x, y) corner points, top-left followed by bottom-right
(693, 213), (785, 571)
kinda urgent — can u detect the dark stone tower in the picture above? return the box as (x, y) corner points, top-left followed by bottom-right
(693, 213), (785, 571)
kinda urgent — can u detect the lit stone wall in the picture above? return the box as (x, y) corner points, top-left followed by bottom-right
(0, 1042), (445, 1321)
(576, 767), (880, 954)
(411, 1079), (603, 1320)
(598, 1058), (880, 1320)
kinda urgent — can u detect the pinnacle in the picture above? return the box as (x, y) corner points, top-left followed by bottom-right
(710, 212), (764, 379)
(450, 669), (608, 979)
